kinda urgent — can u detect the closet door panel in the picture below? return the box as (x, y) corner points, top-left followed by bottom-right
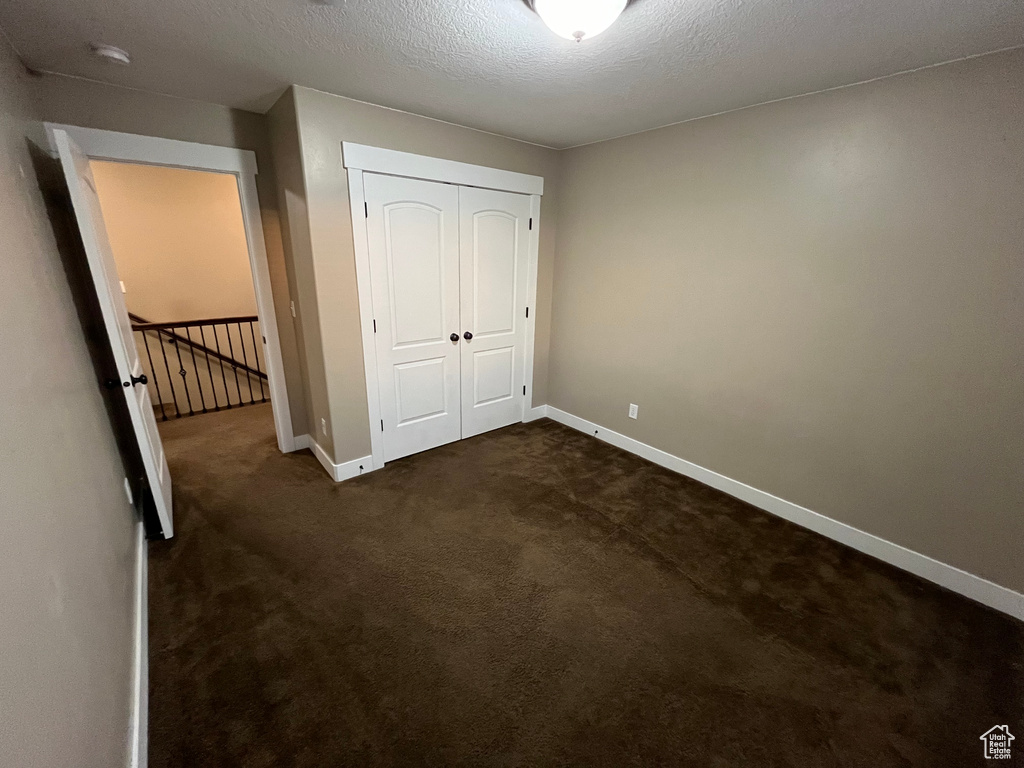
(365, 173), (461, 461)
(459, 187), (531, 438)
(472, 212), (517, 336)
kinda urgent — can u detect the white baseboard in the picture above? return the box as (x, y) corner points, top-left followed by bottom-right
(523, 404), (550, 422)
(310, 439), (375, 482)
(544, 406), (1024, 622)
(293, 434), (373, 482)
(128, 521), (147, 768)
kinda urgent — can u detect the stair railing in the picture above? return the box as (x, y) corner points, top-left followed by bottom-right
(129, 313), (268, 420)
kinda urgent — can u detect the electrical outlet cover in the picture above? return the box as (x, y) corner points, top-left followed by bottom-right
(628, 403), (639, 419)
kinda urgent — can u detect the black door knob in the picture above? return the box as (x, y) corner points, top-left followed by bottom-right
(463, 331), (473, 341)
(129, 373), (148, 387)
(450, 333), (459, 342)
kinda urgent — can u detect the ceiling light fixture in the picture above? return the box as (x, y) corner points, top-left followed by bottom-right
(89, 43), (131, 65)
(533, 0), (627, 43)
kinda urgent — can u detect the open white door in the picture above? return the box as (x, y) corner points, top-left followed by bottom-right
(54, 129), (173, 538)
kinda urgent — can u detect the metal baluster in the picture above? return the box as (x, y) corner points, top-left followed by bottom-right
(156, 328), (180, 418)
(224, 323), (243, 406)
(249, 321), (267, 402)
(170, 333), (195, 416)
(211, 324), (232, 408)
(130, 315), (266, 419)
(197, 325), (220, 411)
(183, 327), (208, 414)
(237, 322), (256, 405)
(139, 330), (168, 421)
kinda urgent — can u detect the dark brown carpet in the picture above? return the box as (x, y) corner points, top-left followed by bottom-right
(149, 404), (1022, 767)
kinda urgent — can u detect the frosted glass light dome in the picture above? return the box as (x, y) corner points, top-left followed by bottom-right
(534, 0), (628, 42)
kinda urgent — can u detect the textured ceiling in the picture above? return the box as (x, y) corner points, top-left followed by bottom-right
(2, 0), (1023, 148)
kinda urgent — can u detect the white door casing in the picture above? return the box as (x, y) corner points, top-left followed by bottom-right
(43, 122), (296, 456)
(54, 129), (174, 538)
(364, 173), (463, 462)
(459, 187), (531, 438)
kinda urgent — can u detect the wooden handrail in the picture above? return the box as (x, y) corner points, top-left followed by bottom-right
(129, 313), (268, 382)
(129, 313), (259, 330)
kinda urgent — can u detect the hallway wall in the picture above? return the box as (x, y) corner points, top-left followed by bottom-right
(91, 161), (258, 322)
(0, 38), (136, 768)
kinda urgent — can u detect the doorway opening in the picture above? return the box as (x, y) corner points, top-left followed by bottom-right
(91, 161), (271, 424)
(46, 123), (295, 461)
(48, 124), (296, 538)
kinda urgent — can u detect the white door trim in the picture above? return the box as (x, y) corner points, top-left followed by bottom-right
(346, 168), (385, 469)
(44, 123), (296, 453)
(342, 142), (544, 196)
(128, 521), (148, 768)
(344, 146), (543, 471)
(523, 195), (542, 415)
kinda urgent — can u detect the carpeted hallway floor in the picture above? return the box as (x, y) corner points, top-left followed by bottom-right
(149, 403), (1021, 767)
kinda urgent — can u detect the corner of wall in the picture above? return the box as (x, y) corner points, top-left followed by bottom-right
(267, 86), (324, 450)
(289, 87), (373, 466)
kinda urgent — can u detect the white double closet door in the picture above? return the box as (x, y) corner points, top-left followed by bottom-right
(364, 173), (532, 462)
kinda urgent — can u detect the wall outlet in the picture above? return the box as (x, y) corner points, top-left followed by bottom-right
(628, 403), (639, 419)
(320, 417), (328, 435)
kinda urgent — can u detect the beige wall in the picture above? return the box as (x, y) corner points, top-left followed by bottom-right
(276, 86), (562, 462)
(32, 74), (309, 436)
(266, 89), (320, 448)
(91, 161), (258, 321)
(0, 41), (136, 767)
(549, 49), (1024, 592)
